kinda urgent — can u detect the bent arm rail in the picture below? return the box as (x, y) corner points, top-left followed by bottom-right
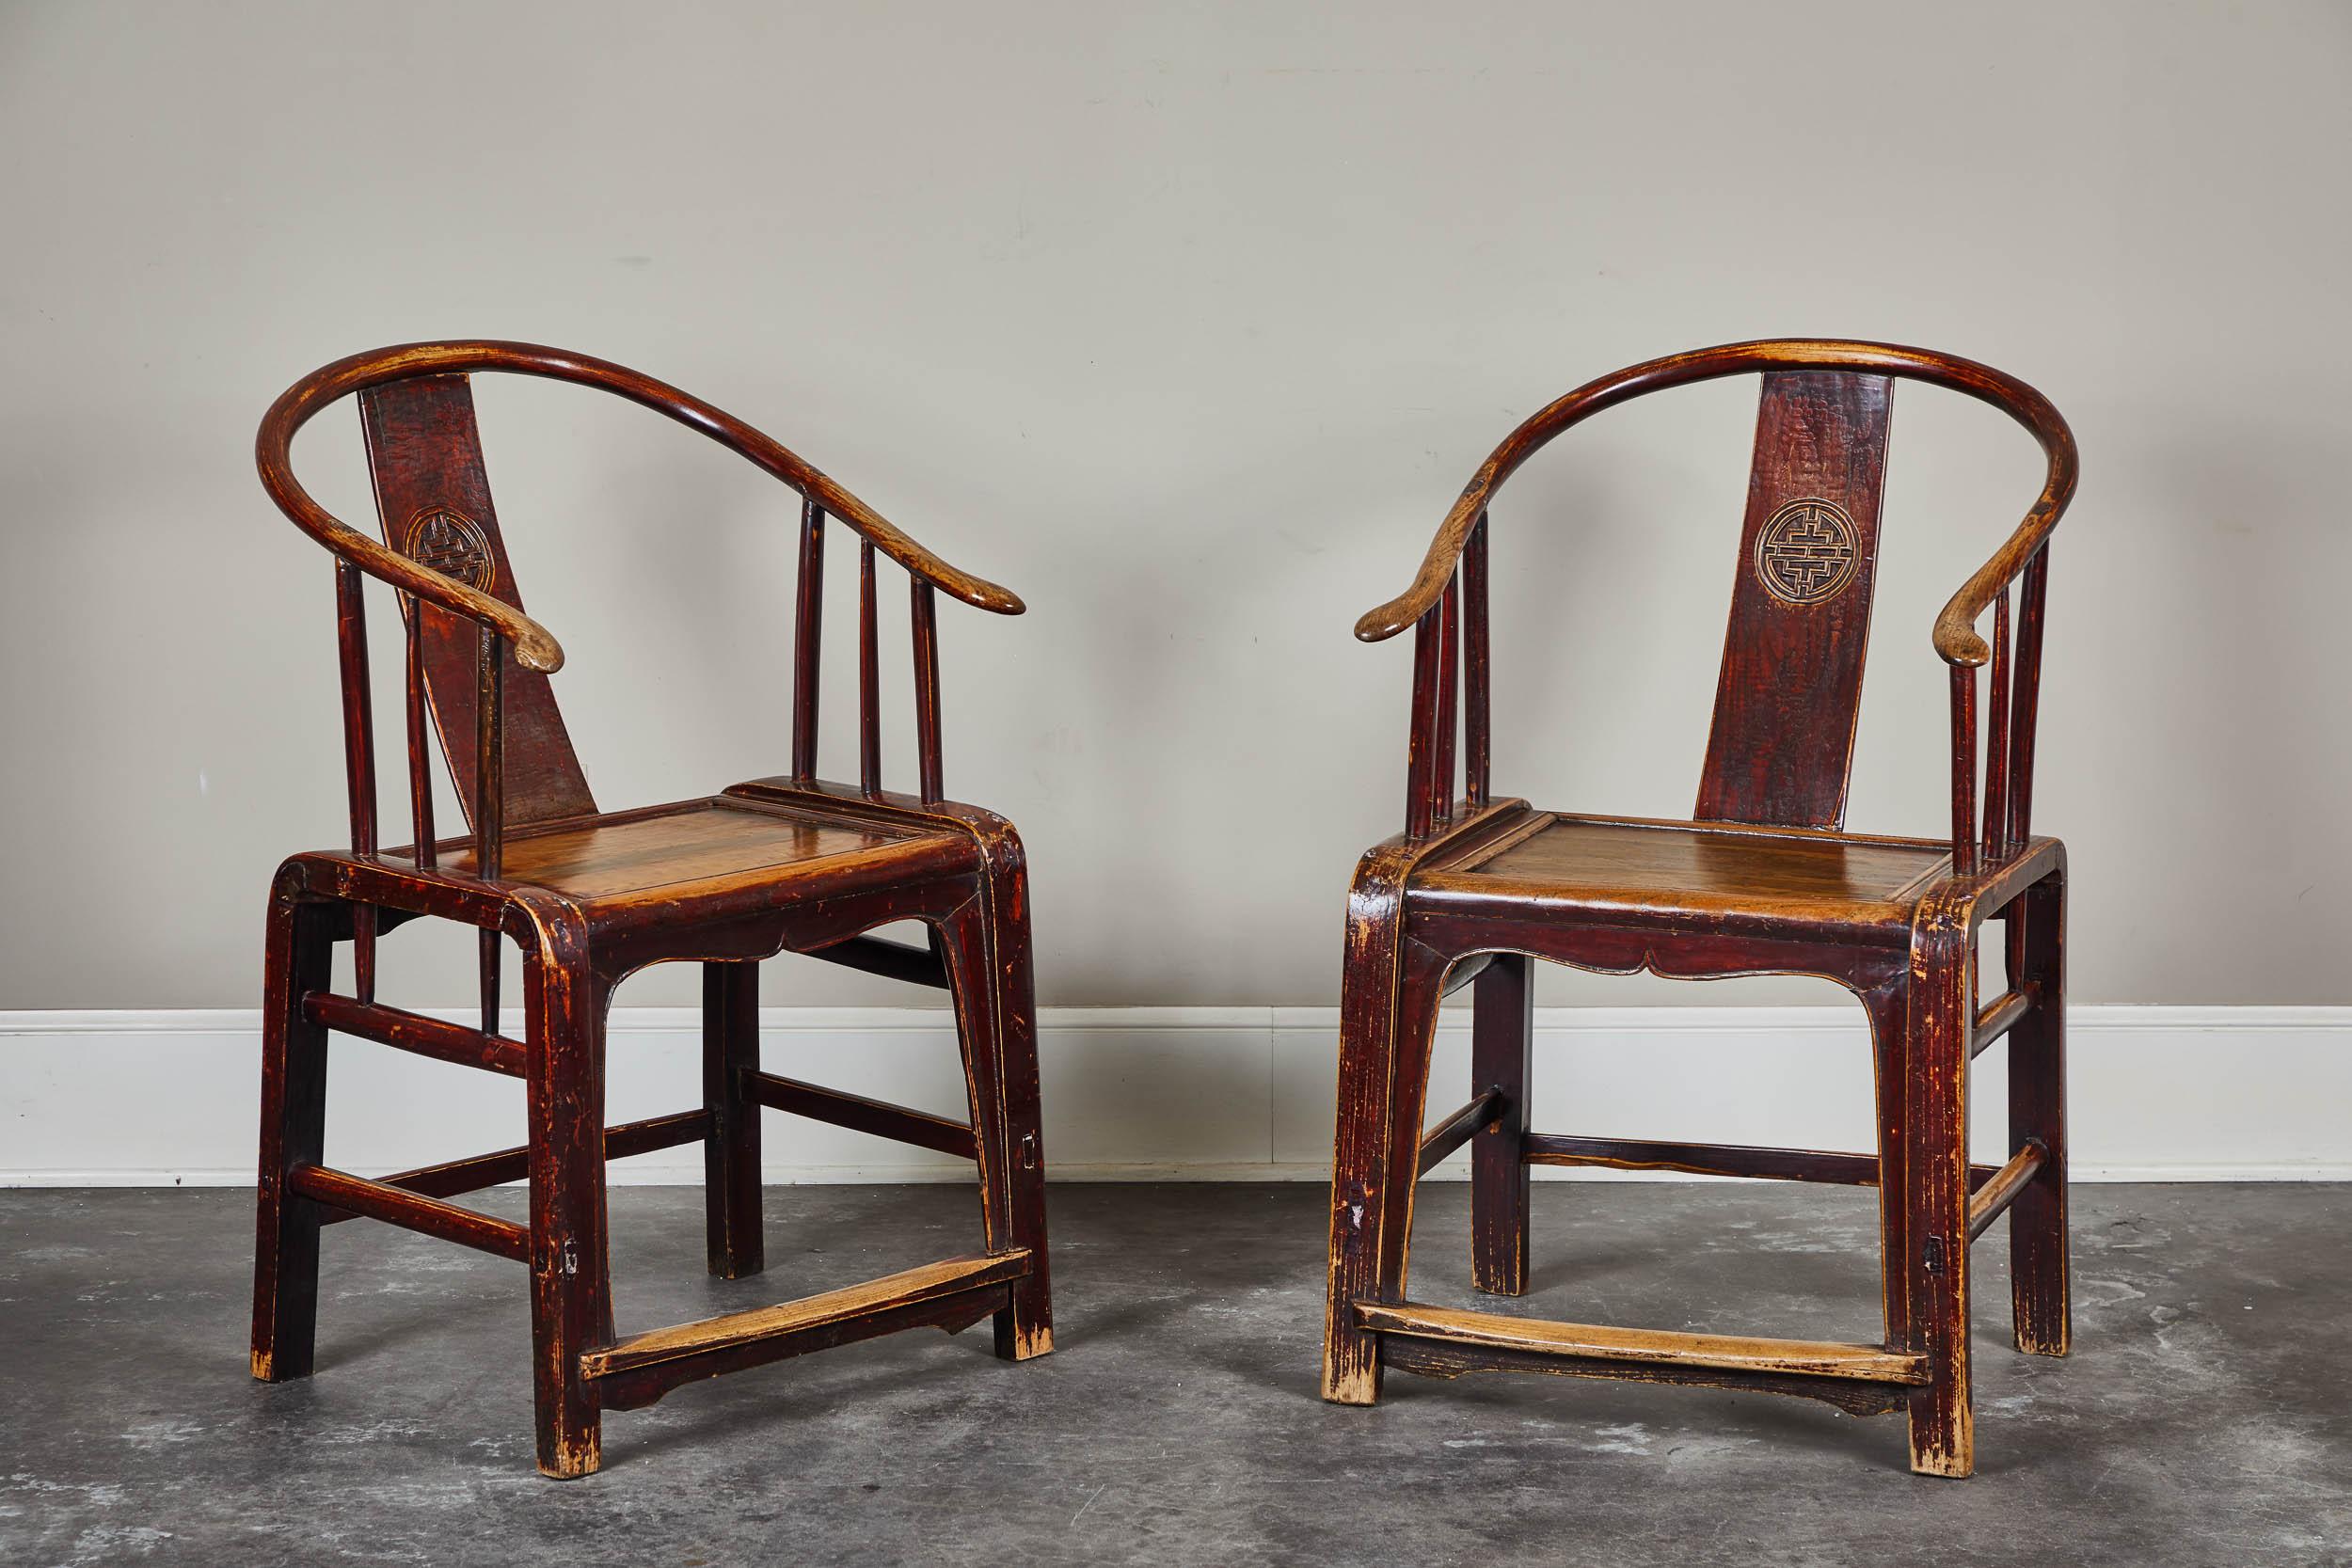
(1352, 339), (2076, 668)
(257, 341), (1025, 678)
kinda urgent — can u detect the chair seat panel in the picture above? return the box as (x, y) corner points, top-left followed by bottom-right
(1413, 812), (1950, 931)
(437, 797), (967, 906)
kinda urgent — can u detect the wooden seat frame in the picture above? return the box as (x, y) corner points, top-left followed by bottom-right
(1319, 340), (2077, 1478)
(249, 341), (1051, 1478)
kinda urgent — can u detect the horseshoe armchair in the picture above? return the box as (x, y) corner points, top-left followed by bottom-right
(1319, 340), (2075, 1478)
(251, 341), (1051, 1478)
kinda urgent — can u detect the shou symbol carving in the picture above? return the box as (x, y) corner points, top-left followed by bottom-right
(1755, 498), (1860, 605)
(405, 507), (495, 594)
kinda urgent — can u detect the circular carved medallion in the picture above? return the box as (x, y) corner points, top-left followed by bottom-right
(405, 507), (495, 594)
(1754, 498), (1860, 605)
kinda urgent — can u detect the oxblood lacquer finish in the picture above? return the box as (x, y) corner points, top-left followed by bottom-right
(250, 341), (1052, 1478)
(1320, 340), (2076, 1478)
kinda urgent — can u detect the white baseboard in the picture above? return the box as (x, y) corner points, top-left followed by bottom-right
(3, 1006), (2346, 1186)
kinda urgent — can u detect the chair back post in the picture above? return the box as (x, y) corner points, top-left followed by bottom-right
(791, 499), (825, 779)
(403, 597), (437, 869)
(1432, 574), (1460, 829)
(474, 624), (506, 1033)
(1462, 511), (1491, 809)
(858, 540), (882, 797)
(334, 562), (379, 1002)
(911, 578), (945, 803)
(2005, 546), (2050, 852)
(1981, 586), (2012, 863)
(1948, 664), (1979, 875)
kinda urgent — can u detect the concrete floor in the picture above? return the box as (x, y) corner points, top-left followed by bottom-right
(1, 1182), (2345, 1567)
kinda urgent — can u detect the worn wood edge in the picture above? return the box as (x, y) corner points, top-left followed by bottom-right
(1377, 1337), (1913, 1417)
(582, 1250), (1030, 1377)
(1356, 1300), (1927, 1385)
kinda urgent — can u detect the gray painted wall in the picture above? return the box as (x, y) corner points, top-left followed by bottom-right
(5, 1), (2346, 1008)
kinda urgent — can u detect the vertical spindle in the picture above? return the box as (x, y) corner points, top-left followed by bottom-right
(859, 539), (882, 797)
(791, 499), (825, 780)
(1432, 573), (1459, 825)
(475, 624), (505, 1034)
(1949, 663), (1979, 877)
(1462, 512), (1491, 808)
(2007, 547), (2050, 854)
(335, 562), (378, 1004)
(912, 578), (943, 804)
(1404, 605), (1441, 838)
(404, 595), (436, 870)
(1982, 586), (2011, 865)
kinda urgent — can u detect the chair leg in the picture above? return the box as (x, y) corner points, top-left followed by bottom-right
(1903, 922), (1976, 1478)
(251, 889), (336, 1382)
(1470, 952), (1534, 1295)
(702, 959), (765, 1279)
(2008, 872), (2070, 1356)
(524, 935), (612, 1480)
(1322, 927), (1450, 1405)
(936, 895), (1054, 1360)
(1862, 971), (1913, 1371)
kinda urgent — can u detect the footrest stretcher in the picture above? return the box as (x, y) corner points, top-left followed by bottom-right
(1358, 1299), (1927, 1417)
(582, 1250), (1031, 1411)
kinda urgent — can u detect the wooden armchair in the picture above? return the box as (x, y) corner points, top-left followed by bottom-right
(1319, 341), (2076, 1477)
(250, 341), (1050, 1478)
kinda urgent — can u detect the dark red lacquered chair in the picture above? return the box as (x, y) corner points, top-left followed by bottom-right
(1319, 340), (2075, 1477)
(251, 341), (1050, 1478)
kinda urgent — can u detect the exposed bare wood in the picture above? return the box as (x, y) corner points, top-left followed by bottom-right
(582, 1251), (1031, 1380)
(1356, 1300), (1929, 1385)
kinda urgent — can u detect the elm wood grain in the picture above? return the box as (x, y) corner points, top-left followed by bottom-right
(582, 1251), (1030, 1381)
(1354, 1300), (1929, 1385)
(749, 1070), (980, 1161)
(289, 1164), (531, 1261)
(1322, 341), (2075, 1480)
(252, 341), (1053, 1478)
(358, 375), (597, 828)
(300, 991), (528, 1078)
(318, 1111), (710, 1224)
(1377, 1338), (1914, 1418)
(589, 1259), (1025, 1412)
(1696, 372), (1892, 829)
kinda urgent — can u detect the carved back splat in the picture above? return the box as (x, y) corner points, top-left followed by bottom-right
(358, 375), (596, 831)
(1695, 371), (1893, 829)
